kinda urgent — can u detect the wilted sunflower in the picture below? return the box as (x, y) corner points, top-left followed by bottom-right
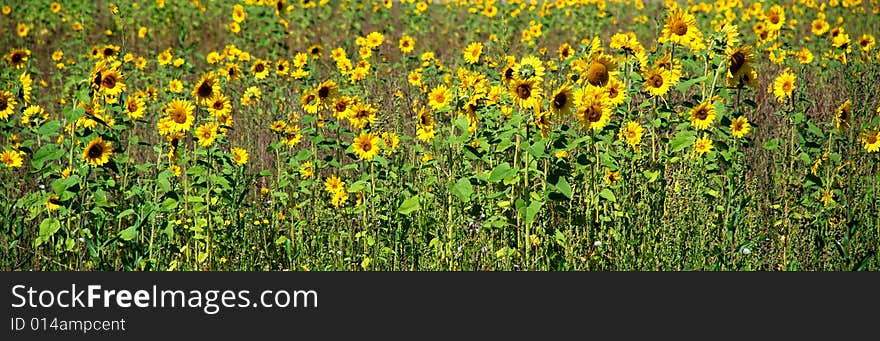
(230, 147), (248, 165)
(509, 77), (543, 109)
(619, 121), (644, 151)
(0, 149), (24, 168)
(0, 90), (16, 120)
(861, 130), (880, 153)
(352, 132), (380, 161)
(428, 85), (452, 110)
(726, 46), (753, 80)
(835, 100), (851, 130)
(163, 99), (195, 134)
(770, 69), (796, 103)
(192, 73), (219, 105)
(693, 135), (713, 158)
(251, 59), (270, 80)
(643, 68), (672, 97)
(574, 85), (611, 131)
(549, 85), (574, 117)
(688, 100), (717, 130)
(46, 195), (61, 211)
(82, 137), (113, 167)
(730, 116), (751, 138)
(7, 48), (29, 69)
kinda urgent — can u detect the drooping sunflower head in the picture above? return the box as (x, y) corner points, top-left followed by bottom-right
(82, 136), (113, 167)
(726, 46), (753, 79)
(534, 108), (552, 137)
(835, 100), (851, 129)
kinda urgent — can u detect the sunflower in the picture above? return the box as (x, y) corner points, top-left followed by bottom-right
(399, 35), (415, 54)
(207, 93), (231, 119)
(605, 168), (621, 184)
(99, 69), (126, 96)
(574, 85), (611, 131)
(770, 69), (796, 103)
(46, 195), (61, 211)
(82, 137), (113, 167)
(583, 54), (617, 87)
(857, 34), (876, 52)
(324, 175), (345, 194)
(534, 107), (552, 137)
(230, 147), (248, 165)
(693, 135), (713, 157)
(275, 59), (290, 76)
(308, 44), (324, 59)
(549, 85), (574, 117)
(352, 132), (380, 161)
(0, 90), (16, 120)
(408, 69), (423, 87)
(0, 149), (24, 168)
(192, 73), (219, 105)
(232, 4), (246, 23)
(604, 77), (627, 108)
(300, 89), (319, 114)
(251, 59), (270, 80)
(513, 55), (546, 80)
(195, 122), (220, 147)
(835, 100), (851, 130)
(811, 19), (830, 36)
(21, 105), (46, 126)
(428, 85), (453, 110)
(20, 72), (32, 105)
(726, 46), (753, 80)
(315, 79), (339, 108)
(688, 100), (717, 130)
(332, 96), (354, 120)
(330, 188), (348, 208)
(380, 131), (400, 154)
(463, 42), (483, 64)
(619, 121), (644, 151)
(643, 68), (672, 97)
(796, 48), (814, 64)
(557, 43), (574, 61)
(298, 161), (313, 179)
(861, 130), (880, 153)
(730, 116), (751, 138)
(659, 8), (703, 50)
(223, 63), (243, 81)
(162, 99), (195, 134)
(764, 5), (785, 31)
(125, 95), (146, 120)
(7, 48), (30, 69)
(100, 44), (120, 60)
(509, 77), (543, 109)
(349, 102), (377, 129)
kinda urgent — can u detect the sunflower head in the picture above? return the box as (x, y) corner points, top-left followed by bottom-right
(83, 137), (113, 167)
(7, 48), (30, 69)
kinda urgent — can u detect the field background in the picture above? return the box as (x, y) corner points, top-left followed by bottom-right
(1, 0), (879, 270)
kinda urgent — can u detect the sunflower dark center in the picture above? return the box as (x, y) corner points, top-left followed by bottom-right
(553, 92), (568, 109)
(516, 84), (531, 99)
(587, 62), (609, 86)
(128, 101), (139, 112)
(673, 21), (688, 36)
(197, 81), (213, 98)
(694, 108), (708, 120)
(504, 68), (514, 81)
(0, 97), (7, 110)
(276, 0), (284, 12)
(311, 47), (320, 55)
(48, 197), (61, 205)
(608, 87), (619, 98)
(650, 74), (664, 88)
(769, 14), (779, 25)
(335, 102), (347, 112)
(11, 52), (23, 64)
(868, 134), (878, 144)
(318, 86), (330, 99)
(729, 51), (746, 75)
(213, 100), (224, 110)
(255, 64), (265, 73)
(305, 94), (316, 104)
(102, 74), (117, 89)
(103, 48), (115, 57)
(93, 72), (103, 88)
(87, 144), (104, 158)
(585, 106), (602, 123)
(361, 142), (372, 152)
(171, 108), (188, 124)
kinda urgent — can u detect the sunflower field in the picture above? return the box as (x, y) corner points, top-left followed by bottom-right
(1, 0), (879, 271)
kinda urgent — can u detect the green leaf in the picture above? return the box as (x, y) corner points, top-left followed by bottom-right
(31, 144), (65, 170)
(488, 162), (514, 183)
(525, 200), (543, 226)
(670, 131), (697, 153)
(38, 120), (62, 136)
(398, 195), (421, 216)
(555, 177), (572, 199)
(763, 138), (779, 151)
(116, 209), (136, 220)
(452, 177), (474, 202)
(37, 218), (61, 247)
(598, 188), (617, 203)
(119, 226), (138, 241)
(161, 198), (178, 211)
